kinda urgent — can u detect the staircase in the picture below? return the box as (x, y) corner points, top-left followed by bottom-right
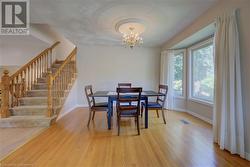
(0, 42), (77, 127)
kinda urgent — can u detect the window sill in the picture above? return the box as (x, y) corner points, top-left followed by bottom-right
(174, 96), (185, 99)
(188, 98), (214, 107)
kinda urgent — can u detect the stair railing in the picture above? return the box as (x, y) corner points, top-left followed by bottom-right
(0, 42), (60, 118)
(47, 47), (77, 117)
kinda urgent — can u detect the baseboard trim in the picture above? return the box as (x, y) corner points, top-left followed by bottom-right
(57, 105), (88, 120)
(185, 110), (212, 124)
(59, 105), (213, 125)
(77, 104), (89, 108)
(246, 152), (250, 161)
(172, 108), (186, 112)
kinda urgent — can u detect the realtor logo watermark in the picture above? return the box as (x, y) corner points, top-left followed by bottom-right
(0, 0), (29, 35)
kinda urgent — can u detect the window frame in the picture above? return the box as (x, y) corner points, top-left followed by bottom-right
(187, 38), (214, 106)
(173, 49), (186, 99)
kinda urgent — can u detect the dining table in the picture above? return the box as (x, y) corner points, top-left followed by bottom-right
(91, 90), (165, 130)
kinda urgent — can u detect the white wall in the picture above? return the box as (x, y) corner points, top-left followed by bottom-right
(57, 80), (79, 120)
(76, 45), (161, 106)
(31, 24), (75, 60)
(162, 0), (250, 159)
(0, 35), (49, 66)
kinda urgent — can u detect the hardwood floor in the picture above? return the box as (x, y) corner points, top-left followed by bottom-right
(0, 127), (45, 160)
(1, 107), (249, 167)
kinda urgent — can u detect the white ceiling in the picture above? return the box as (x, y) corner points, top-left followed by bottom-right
(30, 0), (219, 47)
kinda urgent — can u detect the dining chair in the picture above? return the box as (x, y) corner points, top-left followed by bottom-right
(141, 85), (168, 124)
(84, 85), (108, 127)
(116, 87), (142, 136)
(118, 83), (132, 88)
(118, 83), (132, 105)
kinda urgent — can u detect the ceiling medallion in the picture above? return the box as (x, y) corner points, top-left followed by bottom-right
(116, 18), (145, 49)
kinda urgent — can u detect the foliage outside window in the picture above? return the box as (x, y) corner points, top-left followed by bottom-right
(173, 52), (184, 96)
(191, 43), (214, 103)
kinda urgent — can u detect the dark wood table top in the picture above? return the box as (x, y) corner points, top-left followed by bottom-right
(91, 91), (164, 97)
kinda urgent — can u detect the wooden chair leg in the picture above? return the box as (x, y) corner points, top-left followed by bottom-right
(156, 110), (159, 118)
(161, 109), (166, 124)
(92, 110), (96, 120)
(136, 115), (140, 135)
(117, 114), (120, 136)
(87, 110), (92, 127)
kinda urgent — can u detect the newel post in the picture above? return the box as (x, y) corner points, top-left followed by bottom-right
(47, 70), (53, 117)
(1, 70), (10, 118)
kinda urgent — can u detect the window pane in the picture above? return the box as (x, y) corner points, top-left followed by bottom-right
(191, 44), (214, 102)
(174, 52), (184, 96)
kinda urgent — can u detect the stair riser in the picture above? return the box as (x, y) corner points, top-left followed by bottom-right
(32, 84), (48, 90)
(11, 108), (47, 116)
(26, 91), (48, 97)
(37, 78), (47, 83)
(19, 99), (47, 106)
(52, 64), (62, 68)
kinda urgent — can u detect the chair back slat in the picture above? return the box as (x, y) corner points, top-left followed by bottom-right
(156, 85), (168, 107)
(84, 85), (95, 108)
(116, 87), (142, 113)
(118, 83), (132, 88)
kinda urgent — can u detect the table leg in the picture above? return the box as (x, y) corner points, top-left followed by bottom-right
(145, 97), (148, 128)
(111, 100), (113, 116)
(108, 97), (112, 130)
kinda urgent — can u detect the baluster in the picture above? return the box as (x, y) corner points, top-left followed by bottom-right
(31, 63), (34, 86)
(20, 73), (23, 97)
(41, 57), (43, 77)
(37, 58), (39, 78)
(17, 75), (20, 105)
(43, 55), (45, 74)
(27, 66), (30, 90)
(21, 78), (26, 97)
(40, 56), (43, 77)
(41, 55), (44, 75)
(20, 71), (23, 93)
(45, 52), (48, 72)
(35, 61), (37, 82)
(11, 80), (14, 107)
(39, 57), (41, 78)
(47, 70), (53, 117)
(14, 77), (18, 106)
(50, 49), (52, 68)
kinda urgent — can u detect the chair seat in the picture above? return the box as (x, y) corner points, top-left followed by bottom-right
(91, 102), (108, 111)
(117, 105), (138, 116)
(142, 102), (162, 108)
(120, 110), (137, 116)
(94, 102), (108, 107)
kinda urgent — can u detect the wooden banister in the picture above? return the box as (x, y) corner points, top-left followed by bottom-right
(0, 42), (60, 117)
(47, 47), (77, 117)
(0, 42), (77, 120)
(10, 42), (60, 80)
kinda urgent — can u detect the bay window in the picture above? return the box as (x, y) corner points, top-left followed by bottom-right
(173, 52), (184, 97)
(190, 40), (214, 103)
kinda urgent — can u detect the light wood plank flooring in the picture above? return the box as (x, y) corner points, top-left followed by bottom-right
(1, 107), (249, 167)
(0, 127), (45, 160)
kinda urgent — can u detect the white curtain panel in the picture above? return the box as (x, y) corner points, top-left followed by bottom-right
(160, 50), (175, 110)
(213, 10), (245, 158)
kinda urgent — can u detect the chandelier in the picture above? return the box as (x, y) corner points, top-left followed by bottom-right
(122, 27), (143, 48)
(116, 19), (145, 49)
